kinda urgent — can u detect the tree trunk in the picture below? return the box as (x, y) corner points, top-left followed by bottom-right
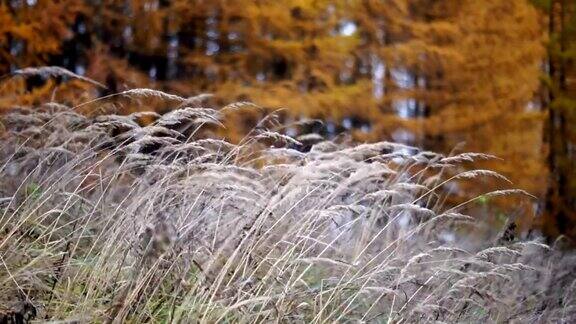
(544, 0), (575, 240)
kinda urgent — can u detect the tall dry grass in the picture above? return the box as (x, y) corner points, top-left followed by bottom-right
(0, 88), (575, 322)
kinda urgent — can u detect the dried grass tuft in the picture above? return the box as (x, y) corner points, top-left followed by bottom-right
(0, 91), (573, 323)
(1, 66), (106, 89)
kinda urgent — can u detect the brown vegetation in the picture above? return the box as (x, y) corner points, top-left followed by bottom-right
(0, 89), (574, 322)
(2, 0), (575, 238)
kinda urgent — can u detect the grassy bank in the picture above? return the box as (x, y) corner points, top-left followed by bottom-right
(0, 92), (574, 322)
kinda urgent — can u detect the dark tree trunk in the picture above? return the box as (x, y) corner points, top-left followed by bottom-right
(544, 0), (576, 240)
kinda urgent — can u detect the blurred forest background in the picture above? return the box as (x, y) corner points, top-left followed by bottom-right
(0, 0), (574, 239)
